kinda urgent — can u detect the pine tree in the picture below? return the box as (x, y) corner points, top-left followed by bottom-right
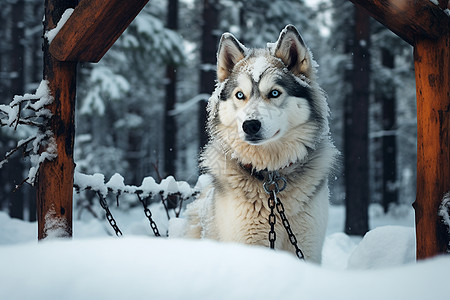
(325, 0), (370, 235)
(74, 2), (185, 217)
(371, 21), (416, 211)
(198, 0), (220, 151)
(164, 0), (179, 178)
(344, 5), (370, 236)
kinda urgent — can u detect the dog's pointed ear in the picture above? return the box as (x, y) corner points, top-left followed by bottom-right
(274, 25), (313, 78)
(217, 33), (246, 82)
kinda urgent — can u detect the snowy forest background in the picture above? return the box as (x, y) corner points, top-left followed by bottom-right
(0, 0), (416, 234)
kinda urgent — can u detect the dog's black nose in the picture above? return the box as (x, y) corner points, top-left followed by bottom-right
(242, 119), (261, 135)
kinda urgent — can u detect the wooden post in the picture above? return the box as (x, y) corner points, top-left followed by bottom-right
(38, 0), (78, 239)
(37, 0), (150, 239)
(414, 34), (450, 259)
(347, 0), (450, 258)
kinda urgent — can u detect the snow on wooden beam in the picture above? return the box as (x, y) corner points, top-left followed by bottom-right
(348, 0), (449, 45)
(49, 0), (149, 62)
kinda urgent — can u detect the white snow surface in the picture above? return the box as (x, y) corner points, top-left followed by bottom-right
(1, 204), (448, 300)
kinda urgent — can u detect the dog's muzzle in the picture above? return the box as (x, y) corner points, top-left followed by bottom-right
(242, 119), (261, 136)
(242, 119), (264, 144)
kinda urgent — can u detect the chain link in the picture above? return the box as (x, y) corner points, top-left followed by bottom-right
(275, 198), (305, 260)
(97, 192), (122, 237)
(263, 171), (287, 194)
(264, 171), (304, 260)
(137, 194), (161, 237)
(268, 192), (277, 249)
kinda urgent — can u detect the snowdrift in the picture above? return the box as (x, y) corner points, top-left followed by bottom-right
(0, 236), (448, 300)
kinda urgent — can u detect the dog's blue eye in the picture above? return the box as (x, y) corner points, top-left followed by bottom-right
(269, 90), (281, 98)
(235, 91), (245, 100)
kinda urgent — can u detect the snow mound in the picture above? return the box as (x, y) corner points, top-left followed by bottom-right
(322, 232), (358, 269)
(348, 226), (415, 269)
(0, 213), (36, 245)
(0, 237), (448, 300)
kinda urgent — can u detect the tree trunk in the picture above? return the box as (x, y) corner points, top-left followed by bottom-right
(414, 34), (450, 259)
(37, 0), (78, 240)
(9, 0), (26, 220)
(32, 0), (44, 88)
(344, 6), (370, 236)
(380, 47), (398, 212)
(164, 0), (178, 178)
(198, 0), (219, 150)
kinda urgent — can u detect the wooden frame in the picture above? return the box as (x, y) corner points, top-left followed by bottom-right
(43, 0), (449, 259)
(349, 0), (450, 259)
(49, 0), (149, 62)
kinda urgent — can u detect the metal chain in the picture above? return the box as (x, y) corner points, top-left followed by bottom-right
(263, 171), (287, 194)
(264, 171), (304, 260)
(137, 194), (161, 237)
(97, 192), (122, 237)
(268, 192), (277, 249)
(275, 198), (305, 260)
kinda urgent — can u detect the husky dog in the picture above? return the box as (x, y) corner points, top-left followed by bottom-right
(184, 25), (337, 263)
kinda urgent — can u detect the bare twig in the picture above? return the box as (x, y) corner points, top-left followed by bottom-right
(160, 193), (171, 220)
(14, 102), (22, 130)
(175, 196), (184, 218)
(151, 159), (163, 182)
(12, 177), (30, 193)
(2, 136), (36, 160)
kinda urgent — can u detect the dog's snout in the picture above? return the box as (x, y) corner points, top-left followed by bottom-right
(242, 119), (261, 135)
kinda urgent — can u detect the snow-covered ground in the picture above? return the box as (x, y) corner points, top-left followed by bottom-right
(0, 203), (448, 300)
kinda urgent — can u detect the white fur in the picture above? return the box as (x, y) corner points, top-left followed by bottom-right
(184, 25), (337, 263)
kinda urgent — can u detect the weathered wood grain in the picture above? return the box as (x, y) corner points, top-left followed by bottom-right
(49, 0), (149, 62)
(414, 34), (450, 259)
(37, 0), (78, 239)
(349, 0), (449, 45)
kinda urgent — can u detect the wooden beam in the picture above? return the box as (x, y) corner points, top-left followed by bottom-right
(49, 0), (149, 62)
(414, 34), (450, 259)
(348, 0), (449, 45)
(38, 0), (78, 239)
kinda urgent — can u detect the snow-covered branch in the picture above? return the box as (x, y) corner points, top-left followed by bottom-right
(169, 93), (210, 116)
(0, 80), (56, 185)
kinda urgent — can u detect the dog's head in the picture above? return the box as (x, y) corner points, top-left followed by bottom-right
(207, 25), (330, 171)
